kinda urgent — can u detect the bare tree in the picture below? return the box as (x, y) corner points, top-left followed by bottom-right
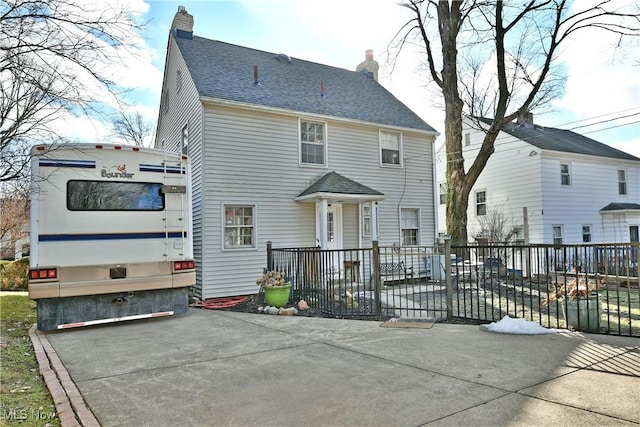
(472, 205), (520, 244)
(393, 0), (640, 245)
(110, 110), (154, 147)
(0, 0), (144, 185)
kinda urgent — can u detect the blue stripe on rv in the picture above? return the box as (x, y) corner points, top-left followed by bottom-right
(39, 232), (186, 242)
(139, 164), (184, 174)
(39, 159), (96, 168)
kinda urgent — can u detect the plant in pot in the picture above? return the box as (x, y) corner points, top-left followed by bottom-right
(541, 274), (604, 332)
(256, 270), (291, 308)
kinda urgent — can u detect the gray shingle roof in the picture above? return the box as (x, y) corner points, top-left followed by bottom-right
(175, 35), (437, 133)
(600, 203), (640, 211)
(476, 117), (638, 161)
(297, 172), (384, 198)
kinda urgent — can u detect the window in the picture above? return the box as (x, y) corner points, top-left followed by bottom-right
(224, 205), (255, 249)
(475, 190), (486, 216)
(67, 181), (164, 211)
(552, 225), (563, 245)
(582, 225), (592, 243)
(400, 208), (419, 246)
(181, 125), (188, 155)
(380, 131), (401, 166)
(560, 163), (571, 186)
(176, 70), (182, 93)
(300, 120), (325, 165)
(361, 203), (379, 237)
(464, 132), (471, 146)
(630, 226), (639, 243)
(163, 88), (169, 114)
(618, 169), (627, 195)
(439, 182), (447, 205)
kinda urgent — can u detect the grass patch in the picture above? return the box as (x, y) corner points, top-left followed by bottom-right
(1, 292), (60, 426)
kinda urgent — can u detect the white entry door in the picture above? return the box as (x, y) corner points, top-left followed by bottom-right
(325, 204), (343, 251)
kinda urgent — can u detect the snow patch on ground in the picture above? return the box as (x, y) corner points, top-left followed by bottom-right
(481, 315), (558, 334)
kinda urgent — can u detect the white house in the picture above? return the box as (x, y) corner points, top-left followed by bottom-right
(436, 115), (640, 245)
(155, 8), (439, 299)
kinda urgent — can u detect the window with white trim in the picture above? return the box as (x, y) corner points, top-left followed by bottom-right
(552, 225), (563, 245)
(380, 131), (401, 166)
(400, 208), (420, 246)
(475, 190), (486, 216)
(560, 163), (571, 186)
(618, 169), (627, 195)
(361, 203), (379, 237)
(300, 120), (326, 166)
(176, 70), (182, 93)
(181, 124), (188, 155)
(582, 225), (591, 243)
(224, 205), (255, 249)
(439, 182), (447, 205)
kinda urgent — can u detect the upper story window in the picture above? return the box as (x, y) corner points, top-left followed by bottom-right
(439, 182), (447, 205)
(380, 131), (402, 166)
(400, 208), (420, 246)
(224, 205), (255, 249)
(560, 163), (571, 186)
(176, 70), (182, 93)
(582, 225), (592, 243)
(475, 190), (486, 216)
(300, 120), (326, 166)
(618, 169), (627, 195)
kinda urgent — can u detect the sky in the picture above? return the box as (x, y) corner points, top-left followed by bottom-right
(72, 0), (640, 157)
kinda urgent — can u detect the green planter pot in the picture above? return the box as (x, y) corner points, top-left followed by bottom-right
(263, 283), (292, 307)
(562, 295), (600, 332)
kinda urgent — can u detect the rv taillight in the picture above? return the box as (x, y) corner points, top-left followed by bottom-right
(29, 268), (58, 280)
(174, 260), (195, 271)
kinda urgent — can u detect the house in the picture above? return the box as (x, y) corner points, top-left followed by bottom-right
(154, 7), (439, 299)
(436, 115), (640, 245)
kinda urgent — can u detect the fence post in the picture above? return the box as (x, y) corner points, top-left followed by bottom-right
(372, 240), (382, 320)
(444, 236), (453, 320)
(266, 241), (273, 271)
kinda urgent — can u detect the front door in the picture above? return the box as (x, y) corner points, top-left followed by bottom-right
(325, 204), (343, 251)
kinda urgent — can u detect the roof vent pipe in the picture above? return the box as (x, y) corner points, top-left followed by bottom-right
(320, 81), (325, 97)
(253, 65), (260, 86)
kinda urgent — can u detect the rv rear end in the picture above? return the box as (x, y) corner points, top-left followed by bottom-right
(29, 144), (195, 330)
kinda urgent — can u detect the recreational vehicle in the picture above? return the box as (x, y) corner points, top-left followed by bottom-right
(28, 143), (195, 330)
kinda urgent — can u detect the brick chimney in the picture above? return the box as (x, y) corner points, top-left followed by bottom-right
(356, 49), (379, 81)
(172, 6), (194, 40)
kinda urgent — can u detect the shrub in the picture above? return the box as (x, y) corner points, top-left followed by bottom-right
(0, 257), (30, 290)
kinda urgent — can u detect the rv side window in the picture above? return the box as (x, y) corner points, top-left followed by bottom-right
(67, 180), (164, 211)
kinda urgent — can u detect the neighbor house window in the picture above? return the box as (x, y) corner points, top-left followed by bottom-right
(475, 190), (486, 216)
(380, 131), (401, 166)
(224, 205), (255, 249)
(464, 132), (471, 146)
(163, 88), (169, 114)
(618, 169), (627, 195)
(400, 208), (419, 246)
(630, 225), (639, 243)
(176, 70), (182, 93)
(560, 163), (571, 186)
(300, 120), (326, 166)
(439, 182), (447, 205)
(552, 225), (563, 245)
(582, 225), (592, 243)
(181, 125), (188, 155)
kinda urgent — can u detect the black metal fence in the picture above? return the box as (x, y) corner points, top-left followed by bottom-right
(266, 241), (639, 337)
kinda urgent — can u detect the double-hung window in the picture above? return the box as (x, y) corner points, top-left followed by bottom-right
(582, 225), (592, 243)
(618, 169), (627, 195)
(224, 205), (255, 249)
(400, 208), (420, 246)
(361, 203), (379, 237)
(300, 120), (326, 166)
(380, 131), (401, 166)
(560, 163), (571, 186)
(439, 182), (447, 205)
(475, 190), (487, 216)
(552, 225), (563, 245)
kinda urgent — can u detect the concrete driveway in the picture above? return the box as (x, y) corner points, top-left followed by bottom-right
(34, 309), (640, 426)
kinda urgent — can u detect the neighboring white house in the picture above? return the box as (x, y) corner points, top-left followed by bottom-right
(155, 8), (440, 299)
(436, 115), (640, 245)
